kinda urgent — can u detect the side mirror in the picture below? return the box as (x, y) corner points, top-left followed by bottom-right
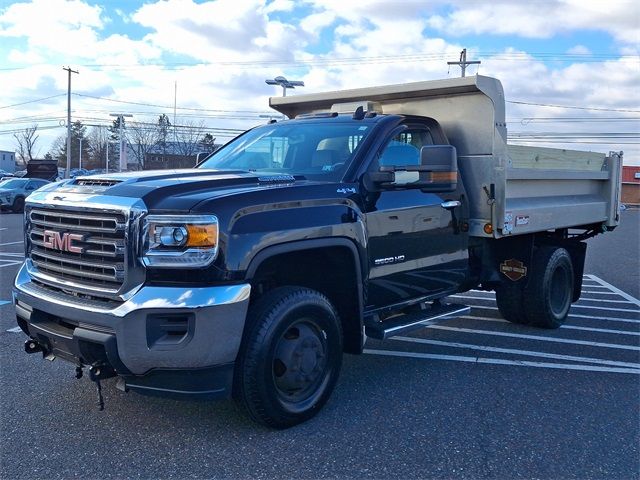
(418, 145), (458, 193)
(364, 144), (458, 192)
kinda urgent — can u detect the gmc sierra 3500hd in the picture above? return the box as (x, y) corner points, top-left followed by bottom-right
(14, 75), (622, 428)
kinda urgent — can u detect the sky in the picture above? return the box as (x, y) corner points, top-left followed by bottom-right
(0, 0), (638, 164)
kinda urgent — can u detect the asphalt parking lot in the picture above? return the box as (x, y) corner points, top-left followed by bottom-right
(1, 210), (638, 479)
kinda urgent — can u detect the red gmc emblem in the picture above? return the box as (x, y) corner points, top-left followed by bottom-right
(42, 230), (84, 253)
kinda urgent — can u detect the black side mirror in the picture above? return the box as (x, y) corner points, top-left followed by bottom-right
(418, 145), (458, 193)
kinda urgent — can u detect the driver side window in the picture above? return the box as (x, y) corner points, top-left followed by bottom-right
(375, 126), (434, 184)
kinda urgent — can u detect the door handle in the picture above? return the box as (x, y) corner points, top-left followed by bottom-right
(441, 200), (461, 210)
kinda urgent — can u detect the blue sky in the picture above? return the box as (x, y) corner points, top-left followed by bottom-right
(0, 0), (638, 163)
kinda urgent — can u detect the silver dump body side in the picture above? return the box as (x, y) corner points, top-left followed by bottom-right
(270, 75), (622, 238)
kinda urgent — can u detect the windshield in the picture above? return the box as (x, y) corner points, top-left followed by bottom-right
(199, 121), (372, 180)
(0, 179), (26, 189)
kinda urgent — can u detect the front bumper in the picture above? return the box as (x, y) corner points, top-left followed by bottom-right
(13, 264), (251, 399)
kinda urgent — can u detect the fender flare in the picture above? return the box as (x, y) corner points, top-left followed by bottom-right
(245, 237), (365, 349)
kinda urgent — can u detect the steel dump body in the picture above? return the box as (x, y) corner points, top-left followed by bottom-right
(270, 75), (622, 238)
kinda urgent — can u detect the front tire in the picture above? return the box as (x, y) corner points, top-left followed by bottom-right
(234, 286), (343, 428)
(12, 196), (25, 213)
(523, 247), (574, 329)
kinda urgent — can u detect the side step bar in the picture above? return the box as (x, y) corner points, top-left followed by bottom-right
(365, 303), (470, 340)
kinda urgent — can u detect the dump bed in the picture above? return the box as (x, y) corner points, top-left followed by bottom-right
(270, 75), (622, 238)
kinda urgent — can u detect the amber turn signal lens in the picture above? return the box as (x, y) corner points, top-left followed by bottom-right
(185, 224), (218, 247)
(483, 223), (493, 235)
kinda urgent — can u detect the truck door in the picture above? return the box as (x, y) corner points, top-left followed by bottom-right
(363, 122), (469, 310)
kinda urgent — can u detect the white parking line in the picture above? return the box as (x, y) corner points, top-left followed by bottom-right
(364, 349), (640, 375)
(0, 241), (23, 246)
(0, 252), (25, 257)
(6, 327), (21, 333)
(581, 290), (631, 296)
(460, 303), (640, 317)
(0, 260), (22, 268)
(460, 316), (640, 336)
(391, 336), (640, 369)
(453, 295), (640, 313)
(426, 325), (640, 351)
(569, 313), (640, 324)
(586, 274), (640, 307)
(576, 298), (635, 304)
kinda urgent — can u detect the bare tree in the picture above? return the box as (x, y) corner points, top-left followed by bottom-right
(175, 119), (207, 161)
(49, 134), (67, 167)
(87, 126), (111, 171)
(127, 121), (158, 169)
(13, 125), (40, 165)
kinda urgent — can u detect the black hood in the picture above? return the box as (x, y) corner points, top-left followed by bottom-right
(51, 169), (304, 211)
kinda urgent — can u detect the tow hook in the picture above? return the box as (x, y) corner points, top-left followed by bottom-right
(89, 364), (107, 411)
(24, 339), (43, 354)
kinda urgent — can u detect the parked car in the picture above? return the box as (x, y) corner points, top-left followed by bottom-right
(0, 177), (50, 212)
(0, 169), (15, 179)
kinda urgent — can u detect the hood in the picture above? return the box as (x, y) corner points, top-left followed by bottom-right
(36, 168), (307, 211)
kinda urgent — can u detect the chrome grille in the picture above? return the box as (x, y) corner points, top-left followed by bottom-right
(27, 208), (127, 295)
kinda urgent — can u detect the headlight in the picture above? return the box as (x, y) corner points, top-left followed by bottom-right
(142, 215), (219, 268)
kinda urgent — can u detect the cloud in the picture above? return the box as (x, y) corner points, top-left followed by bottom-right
(0, 0), (637, 163)
(0, 0), (160, 63)
(426, 0), (639, 45)
(566, 45), (592, 55)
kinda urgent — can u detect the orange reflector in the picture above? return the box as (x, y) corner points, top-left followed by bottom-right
(185, 224), (218, 247)
(483, 223), (493, 235)
(430, 171), (458, 182)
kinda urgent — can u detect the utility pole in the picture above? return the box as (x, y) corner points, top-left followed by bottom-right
(79, 138), (82, 170)
(105, 141), (109, 174)
(174, 81), (177, 145)
(447, 48), (480, 78)
(63, 66), (78, 179)
(109, 113), (133, 172)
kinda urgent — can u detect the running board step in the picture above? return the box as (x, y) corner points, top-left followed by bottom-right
(365, 303), (470, 340)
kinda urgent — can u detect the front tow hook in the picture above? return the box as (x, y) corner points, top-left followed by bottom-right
(24, 339), (43, 354)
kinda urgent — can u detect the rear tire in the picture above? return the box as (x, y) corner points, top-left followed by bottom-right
(495, 282), (528, 325)
(523, 247), (573, 329)
(12, 196), (25, 213)
(234, 286), (343, 429)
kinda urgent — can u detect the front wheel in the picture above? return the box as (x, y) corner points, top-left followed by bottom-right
(523, 247), (574, 329)
(12, 196), (25, 213)
(234, 286), (343, 428)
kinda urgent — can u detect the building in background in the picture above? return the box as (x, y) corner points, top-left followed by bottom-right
(0, 150), (16, 174)
(622, 165), (640, 206)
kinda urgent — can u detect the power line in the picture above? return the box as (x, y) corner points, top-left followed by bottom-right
(0, 94), (66, 110)
(507, 100), (640, 113)
(73, 93), (272, 114)
(1, 51), (637, 72)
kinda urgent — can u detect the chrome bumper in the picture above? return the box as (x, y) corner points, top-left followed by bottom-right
(13, 263), (251, 375)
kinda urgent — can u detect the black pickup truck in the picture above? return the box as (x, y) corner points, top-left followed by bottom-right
(13, 76), (621, 428)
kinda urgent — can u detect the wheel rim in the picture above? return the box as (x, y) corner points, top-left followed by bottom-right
(272, 319), (328, 404)
(549, 265), (571, 316)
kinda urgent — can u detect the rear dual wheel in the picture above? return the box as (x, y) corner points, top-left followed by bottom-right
(234, 286), (343, 429)
(496, 247), (573, 329)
